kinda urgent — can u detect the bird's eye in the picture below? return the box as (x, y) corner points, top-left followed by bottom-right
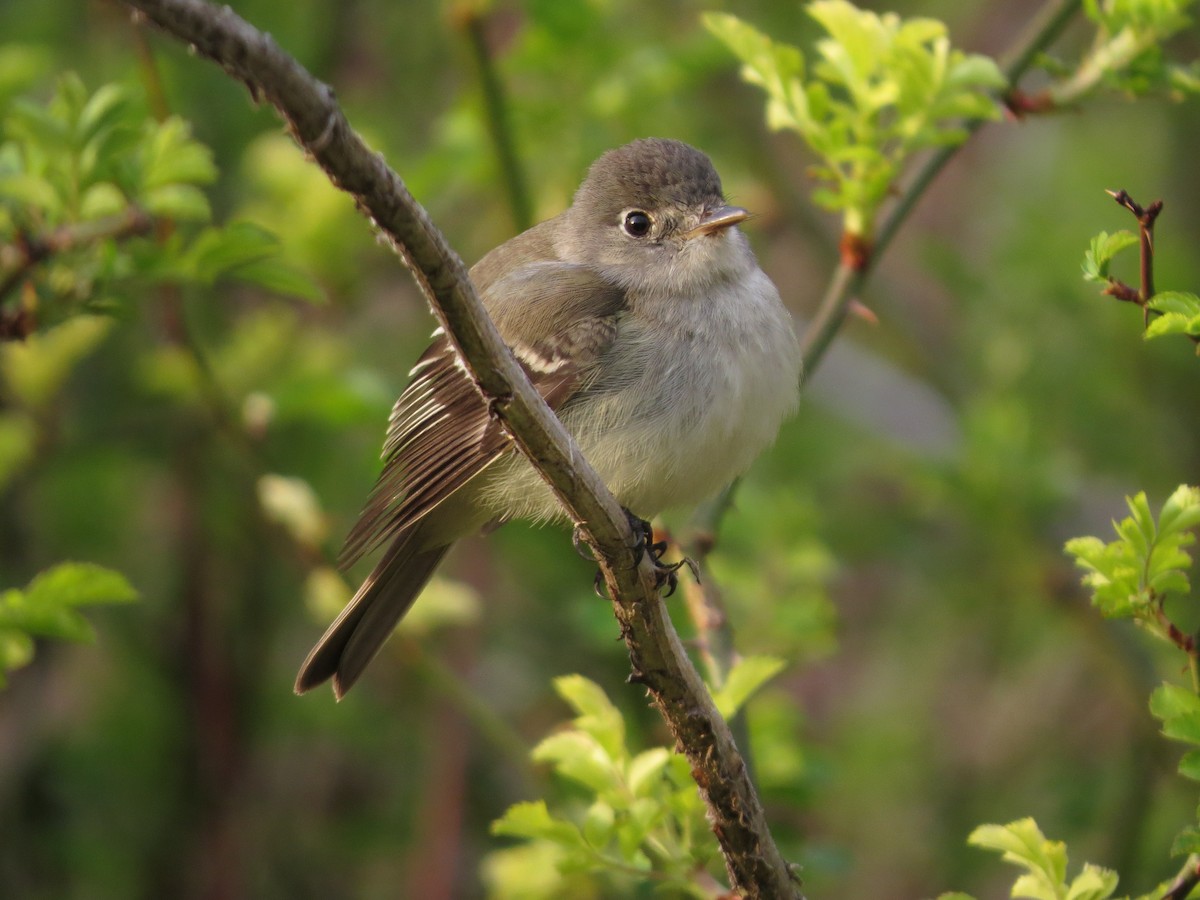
(622, 210), (652, 238)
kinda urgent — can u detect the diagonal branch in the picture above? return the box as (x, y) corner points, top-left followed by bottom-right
(120, 0), (801, 895)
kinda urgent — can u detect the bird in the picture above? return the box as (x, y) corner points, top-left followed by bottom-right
(295, 138), (801, 699)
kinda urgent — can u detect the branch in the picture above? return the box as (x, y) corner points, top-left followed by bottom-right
(121, 1), (800, 895)
(1105, 188), (1163, 320)
(1161, 854), (1200, 900)
(0, 207), (155, 338)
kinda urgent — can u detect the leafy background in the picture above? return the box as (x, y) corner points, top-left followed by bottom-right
(1, 0), (1199, 898)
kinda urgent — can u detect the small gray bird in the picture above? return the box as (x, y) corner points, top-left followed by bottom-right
(296, 138), (800, 699)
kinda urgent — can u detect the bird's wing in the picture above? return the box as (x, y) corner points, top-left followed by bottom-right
(339, 261), (625, 567)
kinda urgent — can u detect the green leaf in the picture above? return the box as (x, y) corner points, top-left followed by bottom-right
(229, 256), (324, 302)
(140, 116), (217, 189)
(0, 171), (62, 213)
(707, 2), (1002, 238)
(625, 748), (671, 797)
(711, 655), (786, 718)
(969, 818), (1067, 894)
(141, 183), (211, 222)
(24, 562), (138, 608)
(1082, 229), (1138, 282)
(1158, 484), (1200, 537)
(1171, 825), (1200, 857)
(0, 590), (93, 642)
(581, 800), (614, 848)
(1146, 291), (1200, 339)
(78, 182), (128, 220)
(78, 83), (134, 144)
(532, 732), (620, 795)
(0, 563), (137, 651)
(0, 624), (35, 682)
(1179, 749), (1200, 781)
(491, 801), (588, 850)
(1064, 862), (1119, 900)
(552, 674), (625, 759)
(1152, 690), (1200, 746)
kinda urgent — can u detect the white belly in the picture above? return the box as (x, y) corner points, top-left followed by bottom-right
(481, 267), (800, 523)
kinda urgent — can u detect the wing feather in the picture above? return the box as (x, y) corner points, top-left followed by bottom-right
(340, 259), (625, 568)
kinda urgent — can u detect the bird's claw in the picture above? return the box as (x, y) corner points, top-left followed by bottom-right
(584, 509), (700, 599)
(572, 523), (596, 561)
(653, 554), (701, 598)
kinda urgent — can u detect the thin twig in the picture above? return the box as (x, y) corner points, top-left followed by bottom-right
(122, 1), (801, 894)
(0, 208), (154, 314)
(1105, 188), (1163, 322)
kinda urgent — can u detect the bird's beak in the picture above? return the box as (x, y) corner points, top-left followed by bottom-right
(682, 205), (750, 240)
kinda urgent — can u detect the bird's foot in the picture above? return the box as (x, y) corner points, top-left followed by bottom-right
(584, 510), (699, 599)
(624, 509), (700, 598)
(624, 509), (663, 567)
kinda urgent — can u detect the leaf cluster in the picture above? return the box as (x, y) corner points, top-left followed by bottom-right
(0, 71), (317, 331)
(942, 817), (1122, 900)
(704, 1), (1004, 239)
(1065, 485), (1200, 624)
(1069, 0), (1200, 100)
(488, 674), (717, 897)
(1083, 228), (1200, 351)
(488, 660), (785, 897)
(0, 562), (137, 688)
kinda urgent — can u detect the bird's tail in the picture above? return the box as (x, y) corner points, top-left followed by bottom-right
(295, 528), (449, 699)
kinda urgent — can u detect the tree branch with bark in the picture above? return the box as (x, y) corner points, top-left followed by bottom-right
(119, 0), (802, 895)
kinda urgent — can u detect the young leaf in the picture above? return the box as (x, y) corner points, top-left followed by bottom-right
(552, 674), (625, 759)
(1064, 863), (1119, 900)
(625, 747), (670, 798)
(711, 655), (786, 719)
(24, 562), (138, 608)
(491, 801), (589, 850)
(1145, 291), (1200, 340)
(1081, 229), (1138, 282)
(1172, 824), (1200, 857)
(1179, 749), (1200, 781)
(969, 818), (1068, 892)
(707, 3), (1002, 239)
(1151, 683), (1200, 746)
(532, 732), (620, 795)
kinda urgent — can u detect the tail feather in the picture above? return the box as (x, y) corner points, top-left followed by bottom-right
(295, 529), (450, 699)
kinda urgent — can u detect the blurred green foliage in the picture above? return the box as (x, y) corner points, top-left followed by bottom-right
(0, 562), (137, 686)
(0, 0), (1199, 898)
